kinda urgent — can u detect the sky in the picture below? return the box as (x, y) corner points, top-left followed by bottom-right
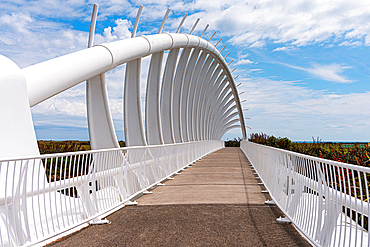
(1, 0), (370, 142)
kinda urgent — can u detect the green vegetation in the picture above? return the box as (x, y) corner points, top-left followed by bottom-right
(249, 133), (370, 230)
(225, 137), (242, 147)
(38, 140), (126, 182)
(37, 140), (89, 154)
(249, 133), (370, 167)
(37, 140), (126, 154)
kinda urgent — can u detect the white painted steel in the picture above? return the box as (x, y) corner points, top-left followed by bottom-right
(212, 100), (237, 139)
(172, 47), (192, 143)
(146, 52), (165, 145)
(0, 6), (249, 247)
(213, 112), (239, 140)
(189, 18), (200, 35)
(180, 48), (201, 142)
(218, 125), (241, 139)
(188, 50), (208, 141)
(241, 141), (370, 247)
(87, 4), (98, 48)
(86, 4), (119, 150)
(158, 9), (171, 34)
(190, 51), (210, 141)
(20, 33), (246, 145)
(0, 55), (40, 159)
(194, 55), (214, 140)
(205, 76), (228, 140)
(0, 141), (224, 246)
(210, 88), (235, 138)
(199, 60), (218, 140)
(145, 8), (171, 144)
(124, 58), (147, 147)
(201, 65), (222, 139)
(87, 74), (119, 149)
(160, 48), (179, 144)
(124, 6), (146, 147)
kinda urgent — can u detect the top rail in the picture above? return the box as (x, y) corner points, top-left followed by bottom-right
(243, 141), (370, 174)
(0, 140), (215, 162)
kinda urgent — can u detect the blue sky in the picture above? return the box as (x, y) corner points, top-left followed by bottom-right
(1, 0), (370, 142)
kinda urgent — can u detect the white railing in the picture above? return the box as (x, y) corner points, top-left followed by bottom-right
(0, 141), (224, 246)
(240, 141), (370, 247)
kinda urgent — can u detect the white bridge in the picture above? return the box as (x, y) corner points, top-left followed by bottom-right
(0, 4), (369, 247)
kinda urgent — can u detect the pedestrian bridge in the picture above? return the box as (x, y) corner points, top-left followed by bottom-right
(0, 4), (369, 247)
(48, 147), (311, 247)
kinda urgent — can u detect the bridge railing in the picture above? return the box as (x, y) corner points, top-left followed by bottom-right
(241, 140), (370, 247)
(0, 140), (224, 246)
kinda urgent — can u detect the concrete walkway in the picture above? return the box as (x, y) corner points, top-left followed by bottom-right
(48, 147), (310, 246)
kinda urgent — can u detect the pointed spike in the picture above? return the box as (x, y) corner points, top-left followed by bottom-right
(176, 13), (188, 33)
(200, 24), (209, 38)
(132, 5), (144, 38)
(88, 4), (99, 48)
(189, 18), (200, 35)
(208, 31), (216, 42)
(215, 38), (222, 47)
(158, 8), (171, 34)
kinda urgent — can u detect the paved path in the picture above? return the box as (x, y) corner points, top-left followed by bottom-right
(49, 147), (310, 246)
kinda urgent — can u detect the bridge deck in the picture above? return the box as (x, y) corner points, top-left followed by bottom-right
(49, 147), (310, 246)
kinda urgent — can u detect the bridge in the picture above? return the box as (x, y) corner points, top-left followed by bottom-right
(0, 4), (369, 247)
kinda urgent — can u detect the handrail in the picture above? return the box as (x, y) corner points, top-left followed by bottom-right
(243, 141), (370, 174)
(241, 141), (370, 247)
(0, 141), (224, 246)
(0, 140), (218, 162)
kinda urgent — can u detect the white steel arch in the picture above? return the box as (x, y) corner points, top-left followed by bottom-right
(21, 32), (246, 149)
(0, 5), (248, 246)
(0, 5), (247, 157)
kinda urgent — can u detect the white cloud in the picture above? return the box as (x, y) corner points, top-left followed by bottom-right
(273, 46), (295, 52)
(3, 0), (370, 53)
(279, 62), (353, 83)
(248, 69), (262, 72)
(235, 53), (257, 65)
(235, 59), (256, 65)
(167, 0), (370, 48)
(239, 77), (370, 141)
(0, 11), (134, 67)
(339, 40), (362, 46)
(306, 64), (353, 83)
(0, 13), (33, 34)
(103, 19), (132, 42)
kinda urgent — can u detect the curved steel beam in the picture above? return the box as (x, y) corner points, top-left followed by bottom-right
(22, 33), (246, 145)
(160, 48), (180, 144)
(145, 8), (171, 145)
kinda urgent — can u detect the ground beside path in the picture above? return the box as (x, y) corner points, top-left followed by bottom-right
(48, 147), (310, 247)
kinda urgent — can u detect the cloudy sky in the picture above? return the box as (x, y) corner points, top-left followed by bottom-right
(1, 0), (370, 142)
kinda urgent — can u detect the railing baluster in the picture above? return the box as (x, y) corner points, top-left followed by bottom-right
(240, 141), (370, 247)
(364, 171), (370, 247)
(0, 141), (222, 246)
